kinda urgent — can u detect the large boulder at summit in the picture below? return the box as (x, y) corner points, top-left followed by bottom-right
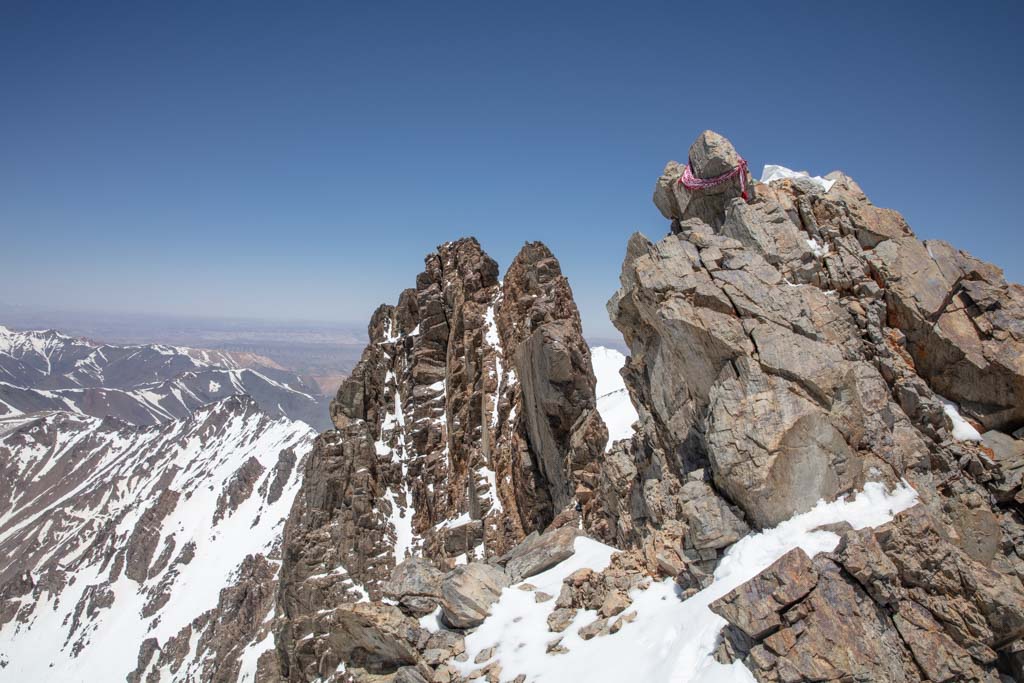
(275, 237), (607, 680)
(653, 129), (755, 228)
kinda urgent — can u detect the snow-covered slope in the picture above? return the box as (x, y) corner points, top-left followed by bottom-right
(0, 325), (329, 429)
(0, 397), (316, 681)
(451, 483), (917, 683)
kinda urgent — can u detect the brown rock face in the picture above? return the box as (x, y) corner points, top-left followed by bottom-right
(275, 238), (607, 681)
(500, 243), (608, 522)
(868, 236), (1024, 431)
(613, 129), (1024, 681)
(713, 507), (1024, 682)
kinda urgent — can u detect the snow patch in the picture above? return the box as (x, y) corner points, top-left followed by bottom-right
(456, 481), (918, 683)
(590, 346), (638, 451)
(760, 164), (836, 193)
(805, 237), (830, 258)
(939, 397), (983, 442)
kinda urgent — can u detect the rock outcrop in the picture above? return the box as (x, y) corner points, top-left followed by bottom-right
(275, 238), (608, 681)
(610, 129), (1024, 680)
(711, 507), (1024, 681)
(439, 563), (511, 629)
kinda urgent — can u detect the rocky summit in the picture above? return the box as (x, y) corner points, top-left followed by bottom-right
(2, 130), (1024, 682)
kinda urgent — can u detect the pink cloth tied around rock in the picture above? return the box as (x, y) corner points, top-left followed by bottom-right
(679, 157), (749, 200)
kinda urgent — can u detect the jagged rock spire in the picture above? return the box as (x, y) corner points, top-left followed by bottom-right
(275, 237), (607, 681)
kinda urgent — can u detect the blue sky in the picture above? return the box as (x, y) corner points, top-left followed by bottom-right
(2, 2), (1021, 337)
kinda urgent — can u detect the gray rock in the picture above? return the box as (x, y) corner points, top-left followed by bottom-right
(503, 526), (578, 582)
(440, 563), (511, 629)
(312, 602), (426, 675)
(577, 616), (610, 640)
(706, 361), (861, 528)
(384, 557), (445, 617)
(714, 507), (1024, 682)
(546, 607), (577, 633)
(982, 430), (1024, 504)
(719, 198), (810, 276)
(689, 129), (743, 179)
(710, 548), (818, 639)
(869, 236), (1024, 432)
(394, 666), (431, 683)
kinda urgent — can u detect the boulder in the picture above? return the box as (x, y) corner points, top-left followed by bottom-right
(680, 478), (748, 551)
(310, 602), (427, 676)
(394, 666), (431, 683)
(384, 557), (445, 617)
(705, 361), (861, 528)
(654, 131), (753, 228)
(982, 430), (1024, 504)
(439, 563), (511, 629)
(709, 548), (818, 639)
(502, 526), (578, 582)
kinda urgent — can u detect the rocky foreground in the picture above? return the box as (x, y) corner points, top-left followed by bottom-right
(3, 130), (1024, 682)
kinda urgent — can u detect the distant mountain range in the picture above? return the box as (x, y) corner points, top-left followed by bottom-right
(0, 325), (331, 430)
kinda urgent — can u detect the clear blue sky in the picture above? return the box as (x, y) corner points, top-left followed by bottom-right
(2, 2), (1021, 337)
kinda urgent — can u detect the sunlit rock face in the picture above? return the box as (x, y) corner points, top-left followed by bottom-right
(276, 237), (610, 681)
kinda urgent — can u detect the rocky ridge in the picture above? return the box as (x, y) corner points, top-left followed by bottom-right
(0, 397), (315, 681)
(274, 239), (610, 680)
(271, 131), (1024, 683)
(2, 129), (1023, 683)
(615, 130), (1024, 680)
(0, 326), (329, 429)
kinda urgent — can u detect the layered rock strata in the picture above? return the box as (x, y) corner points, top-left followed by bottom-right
(275, 239), (608, 681)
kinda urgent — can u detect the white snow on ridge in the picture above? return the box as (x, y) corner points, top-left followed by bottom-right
(939, 397), (984, 442)
(456, 481), (918, 683)
(590, 346), (639, 451)
(760, 164), (836, 193)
